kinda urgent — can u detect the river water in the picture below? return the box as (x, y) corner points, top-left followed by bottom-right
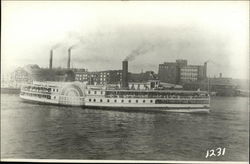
(1, 94), (249, 161)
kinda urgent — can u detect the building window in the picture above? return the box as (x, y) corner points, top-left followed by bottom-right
(100, 99), (102, 102)
(94, 91), (97, 94)
(89, 99), (91, 102)
(150, 100), (153, 103)
(121, 100), (124, 103)
(136, 100), (138, 103)
(107, 99), (110, 102)
(101, 91), (103, 94)
(143, 100), (145, 103)
(114, 99), (117, 103)
(93, 99), (96, 102)
(88, 91), (90, 94)
(128, 100), (131, 103)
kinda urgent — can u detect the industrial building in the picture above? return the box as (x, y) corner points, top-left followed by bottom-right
(86, 70), (122, 85)
(158, 59), (207, 84)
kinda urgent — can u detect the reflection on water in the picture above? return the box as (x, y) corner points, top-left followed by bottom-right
(1, 94), (249, 161)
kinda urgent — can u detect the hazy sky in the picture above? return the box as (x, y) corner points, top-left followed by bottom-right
(2, 1), (249, 79)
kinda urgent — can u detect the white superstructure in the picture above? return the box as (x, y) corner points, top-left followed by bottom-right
(20, 81), (210, 113)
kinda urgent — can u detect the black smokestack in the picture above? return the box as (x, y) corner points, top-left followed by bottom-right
(204, 62), (207, 78)
(122, 60), (128, 89)
(67, 48), (71, 69)
(49, 50), (53, 69)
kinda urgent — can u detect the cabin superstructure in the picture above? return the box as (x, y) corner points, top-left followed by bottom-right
(20, 81), (210, 113)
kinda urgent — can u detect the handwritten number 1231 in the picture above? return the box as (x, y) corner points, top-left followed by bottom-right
(205, 148), (226, 158)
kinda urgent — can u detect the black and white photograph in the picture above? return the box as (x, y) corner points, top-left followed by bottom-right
(1, 1), (249, 163)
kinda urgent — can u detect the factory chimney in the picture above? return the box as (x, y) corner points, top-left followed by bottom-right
(122, 60), (129, 89)
(204, 62), (207, 78)
(67, 48), (71, 69)
(49, 50), (53, 69)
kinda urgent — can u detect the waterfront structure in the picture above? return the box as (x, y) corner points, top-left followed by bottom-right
(158, 59), (207, 84)
(87, 70), (122, 85)
(10, 65), (39, 88)
(180, 65), (206, 83)
(158, 62), (179, 84)
(182, 74), (239, 96)
(74, 69), (88, 82)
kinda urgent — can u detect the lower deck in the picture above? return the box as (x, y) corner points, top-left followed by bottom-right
(20, 94), (210, 113)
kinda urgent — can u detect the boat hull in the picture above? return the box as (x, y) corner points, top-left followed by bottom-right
(20, 95), (209, 113)
(83, 105), (210, 113)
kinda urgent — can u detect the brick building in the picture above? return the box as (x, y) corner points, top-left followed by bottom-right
(87, 70), (122, 85)
(158, 59), (207, 84)
(74, 69), (88, 82)
(158, 62), (179, 84)
(180, 65), (206, 83)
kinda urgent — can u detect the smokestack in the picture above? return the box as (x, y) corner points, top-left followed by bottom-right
(67, 48), (71, 69)
(49, 50), (53, 69)
(122, 60), (128, 89)
(219, 73), (222, 78)
(204, 62), (207, 78)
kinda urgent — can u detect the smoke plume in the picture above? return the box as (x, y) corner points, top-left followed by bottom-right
(124, 43), (155, 61)
(69, 44), (77, 50)
(51, 43), (61, 50)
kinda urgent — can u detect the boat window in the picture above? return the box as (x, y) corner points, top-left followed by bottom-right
(89, 99), (91, 102)
(107, 99), (110, 102)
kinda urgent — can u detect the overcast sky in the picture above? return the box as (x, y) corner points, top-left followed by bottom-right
(2, 1), (249, 79)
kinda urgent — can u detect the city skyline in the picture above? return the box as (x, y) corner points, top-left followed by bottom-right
(2, 1), (249, 79)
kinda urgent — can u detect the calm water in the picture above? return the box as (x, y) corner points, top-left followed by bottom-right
(1, 94), (249, 161)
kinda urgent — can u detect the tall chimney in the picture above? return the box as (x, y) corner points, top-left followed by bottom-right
(67, 48), (71, 69)
(49, 50), (53, 69)
(204, 62), (207, 78)
(122, 60), (128, 89)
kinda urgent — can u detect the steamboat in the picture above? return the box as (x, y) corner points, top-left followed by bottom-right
(19, 57), (210, 113)
(20, 81), (210, 113)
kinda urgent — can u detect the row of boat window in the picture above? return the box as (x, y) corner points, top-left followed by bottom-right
(21, 92), (52, 99)
(155, 99), (209, 104)
(88, 99), (154, 103)
(22, 87), (58, 93)
(88, 91), (103, 95)
(105, 95), (208, 99)
(105, 92), (208, 98)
